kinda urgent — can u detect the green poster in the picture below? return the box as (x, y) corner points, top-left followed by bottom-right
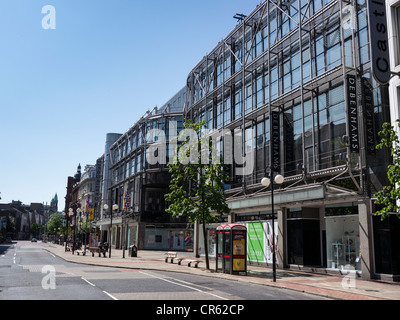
(247, 222), (265, 262)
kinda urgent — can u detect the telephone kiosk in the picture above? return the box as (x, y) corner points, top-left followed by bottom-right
(216, 224), (247, 275)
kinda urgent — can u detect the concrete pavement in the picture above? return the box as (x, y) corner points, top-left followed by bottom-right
(44, 243), (400, 300)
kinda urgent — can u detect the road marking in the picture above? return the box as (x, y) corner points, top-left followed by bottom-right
(48, 252), (56, 258)
(81, 277), (96, 287)
(103, 291), (118, 300)
(81, 278), (118, 301)
(139, 271), (228, 300)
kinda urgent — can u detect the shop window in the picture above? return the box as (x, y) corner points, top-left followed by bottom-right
(373, 215), (400, 275)
(325, 205), (360, 271)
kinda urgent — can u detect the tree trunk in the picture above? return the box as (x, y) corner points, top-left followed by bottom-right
(202, 220), (210, 270)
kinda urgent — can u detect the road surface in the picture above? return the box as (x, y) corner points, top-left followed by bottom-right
(0, 241), (330, 301)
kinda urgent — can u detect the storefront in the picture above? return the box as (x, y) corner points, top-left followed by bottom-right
(144, 223), (194, 251)
(373, 214), (400, 280)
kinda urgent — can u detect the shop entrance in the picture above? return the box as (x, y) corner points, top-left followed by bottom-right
(287, 207), (321, 266)
(287, 219), (321, 266)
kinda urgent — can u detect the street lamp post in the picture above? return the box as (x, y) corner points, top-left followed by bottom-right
(68, 208), (76, 253)
(77, 208), (82, 251)
(122, 211), (127, 259)
(104, 204), (118, 258)
(261, 174), (284, 282)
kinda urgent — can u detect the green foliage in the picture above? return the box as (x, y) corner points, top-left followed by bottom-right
(374, 120), (400, 220)
(165, 120), (230, 268)
(46, 213), (64, 235)
(30, 223), (42, 237)
(6, 216), (16, 234)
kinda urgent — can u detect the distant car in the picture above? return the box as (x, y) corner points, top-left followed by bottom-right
(31, 238), (37, 242)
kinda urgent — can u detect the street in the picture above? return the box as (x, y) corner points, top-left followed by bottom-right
(0, 241), (330, 301)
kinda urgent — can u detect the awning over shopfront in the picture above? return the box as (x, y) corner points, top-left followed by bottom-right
(228, 185), (325, 212)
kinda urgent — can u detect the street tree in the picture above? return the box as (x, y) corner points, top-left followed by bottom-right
(30, 223), (42, 238)
(375, 120), (400, 220)
(46, 213), (64, 235)
(165, 120), (230, 269)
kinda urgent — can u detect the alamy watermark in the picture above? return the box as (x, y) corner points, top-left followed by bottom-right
(145, 121), (255, 176)
(341, 265), (357, 290)
(42, 5), (56, 30)
(41, 265), (56, 290)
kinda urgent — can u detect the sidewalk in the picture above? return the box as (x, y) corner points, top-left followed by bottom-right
(44, 243), (400, 300)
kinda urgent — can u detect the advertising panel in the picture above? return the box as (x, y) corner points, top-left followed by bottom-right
(247, 221), (278, 264)
(247, 222), (265, 262)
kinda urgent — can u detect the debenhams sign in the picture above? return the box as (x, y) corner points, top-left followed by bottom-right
(367, 0), (391, 85)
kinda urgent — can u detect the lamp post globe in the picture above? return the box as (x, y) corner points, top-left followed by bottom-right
(261, 177), (271, 188)
(275, 175), (285, 185)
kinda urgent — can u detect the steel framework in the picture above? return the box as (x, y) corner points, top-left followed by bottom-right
(185, 0), (378, 201)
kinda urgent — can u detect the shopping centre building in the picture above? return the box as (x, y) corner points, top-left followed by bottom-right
(96, 87), (191, 252)
(184, 0), (400, 280)
(87, 0), (400, 281)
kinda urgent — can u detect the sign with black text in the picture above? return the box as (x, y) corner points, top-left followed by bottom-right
(362, 78), (376, 154)
(346, 75), (360, 153)
(271, 111), (280, 172)
(367, 0), (391, 85)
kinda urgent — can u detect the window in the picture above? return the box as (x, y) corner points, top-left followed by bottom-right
(326, 28), (341, 69)
(216, 59), (223, 87)
(245, 32), (253, 63)
(263, 71), (269, 104)
(397, 6), (400, 65)
(223, 94), (231, 126)
(302, 46), (311, 82)
(270, 63), (278, 99)
(256, 121), (264, 149)
(256, 73), (264, 108)
(245, 82), (253, 114)
(315, 35), (325, 76)
(136, 153), (142, 173)
(216, 100), (223, 129)
(270, 14), (277, 46)
(234, 41), (243, 73)
(224, 52), (231, 80)
(125, 162), (130, 179)
(262, 25), (269, 51)
(234, 87), (242, 119)
(255, 29), (263, 57)
(207, 106), (213, 130)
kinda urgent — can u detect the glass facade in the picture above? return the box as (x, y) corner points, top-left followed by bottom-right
(104, 87), (190, 251)
(187, 1), (388, 189)
(185, 0), (391, 275)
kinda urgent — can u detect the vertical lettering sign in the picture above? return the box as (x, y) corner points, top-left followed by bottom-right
(367, 0), (391, 85)
(271, 111), (280, 172)
(362, 78), (376, 154)
(347, 75), (360, 153)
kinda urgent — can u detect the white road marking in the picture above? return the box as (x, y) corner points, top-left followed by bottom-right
(103, 291), (118, 300)
(81, 277), (96, 287)
(81, 278), (118, 301)
(139, 271), (228, 300)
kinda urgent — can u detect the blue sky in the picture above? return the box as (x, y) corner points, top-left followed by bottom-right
(0, 0), (260, 207)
